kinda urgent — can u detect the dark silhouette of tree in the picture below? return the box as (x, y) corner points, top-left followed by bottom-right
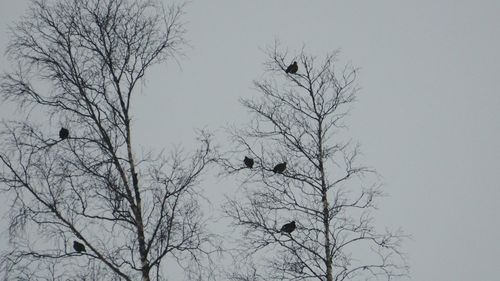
(0, 0), (217, 280)
(221, 44), (408, 281)
(244, 156), (254, 169)
(285, 61), (298, 74)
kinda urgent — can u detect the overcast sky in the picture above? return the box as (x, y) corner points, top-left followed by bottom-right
(1, 1), (500, 280)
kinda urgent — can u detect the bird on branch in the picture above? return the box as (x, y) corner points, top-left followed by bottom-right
(73, 241), (86, 253)
(280, 221), (296, 234)
(59, 127), (69, 140)
(273, 162), (287, 174)
(244, 156), (254, 168)
(285, 61), (298, 74)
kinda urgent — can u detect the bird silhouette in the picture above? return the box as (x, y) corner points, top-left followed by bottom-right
(59, 127), (69, 140)
(280, 221), (296, 234)
(244, 156), (254, 168)
(285, 61), (298, 74)
(73, 241), (86, 253)
(273, 162), (286, 174)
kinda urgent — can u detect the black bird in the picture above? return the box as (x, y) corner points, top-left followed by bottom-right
(285, 61), (298, 74)
(273, 162), (286, 174)
(244, 156), (254, 168)
(59, 127), (69, 140)
(280, 221), (296, 234)
(73, 241), (86, 253)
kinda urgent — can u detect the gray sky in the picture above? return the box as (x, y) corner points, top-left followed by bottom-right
(1, 1), (500, 280)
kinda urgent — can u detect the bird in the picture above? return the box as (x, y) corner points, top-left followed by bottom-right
(273, 162), (286, 174)
(285, 61), (298, 74)
(73, 241), (86, 253)
(280, 221), (296, 234)
(59, 127), (69, 140)
(244, 156), (254, 168)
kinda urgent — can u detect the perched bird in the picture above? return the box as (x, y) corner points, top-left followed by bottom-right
(280, 221), (296, 234)
(73, 241), (86, 253)
(285, 61), (298, 74)
(244, 156), (254, 168)
(273, 162), (287, 174)
(59, 127), (69, 140)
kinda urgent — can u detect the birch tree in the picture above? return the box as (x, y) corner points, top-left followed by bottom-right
(0, 0), (216, 280)
(221, 45), (408, 281)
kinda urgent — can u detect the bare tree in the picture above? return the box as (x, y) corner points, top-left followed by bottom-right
(0, 0), (217, 280)
(220, 45), (409, 281)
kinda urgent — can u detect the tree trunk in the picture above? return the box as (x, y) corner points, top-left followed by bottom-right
(319, 123), (333, 281)
(125, 119), (151, 281)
